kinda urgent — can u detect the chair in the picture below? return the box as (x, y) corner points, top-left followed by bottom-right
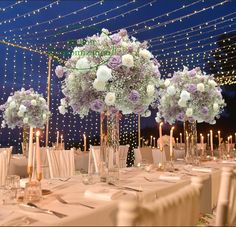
(117, 177), (203, 226)
(139, 147), (153, 164)
(118, 145), (129, 168)
(215, 167), (236, 226)
(0, 147), (13, 186)
(46, 148), (75, 178)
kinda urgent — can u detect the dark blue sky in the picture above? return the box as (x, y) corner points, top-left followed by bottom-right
(0, 0), (236, 150)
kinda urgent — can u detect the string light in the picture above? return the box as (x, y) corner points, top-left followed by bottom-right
(0, 1), (25, 12)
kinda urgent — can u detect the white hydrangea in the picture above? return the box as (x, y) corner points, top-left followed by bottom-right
(213, 103), (219, 111)
(197, 83), (205, 92)
(208, 79), (217, 87)
(122, 54), (134, 68)
(139, 49), (153, 60)
(9, 101), (16, 109)
(7, 97), (12, 103)
(96, 65), (112, 82)
(19, 104), (26, 113)
(164, 79), (170, 87)
(180, 90), (190, 101)
(105, 92), (116, 106)
(43, 114), (47, 120)
(93, 79), (106, 91)
(167, 85), (176, 96)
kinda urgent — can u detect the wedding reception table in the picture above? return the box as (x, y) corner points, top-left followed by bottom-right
(1, 159), (234, 226)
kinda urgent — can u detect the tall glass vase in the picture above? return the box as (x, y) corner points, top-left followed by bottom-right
(100, 110), (120, 183)
(184, 120), (200, 165)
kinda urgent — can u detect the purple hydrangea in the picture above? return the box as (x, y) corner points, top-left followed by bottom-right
(107, 55), (122, 69)
(187, 84), (197, 93)
(111, 34), (121, 44)
(90, 99), (105, 112)
(128, 90), (140, 103)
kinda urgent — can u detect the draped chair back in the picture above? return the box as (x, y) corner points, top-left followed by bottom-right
(139, 147), (153, 164)
(118, 145), (129, 168)
(215, 167), (236, 226)
(117, 177), (203, 226)
(0, 147), (13, 186)
(46, 148), (75, 178)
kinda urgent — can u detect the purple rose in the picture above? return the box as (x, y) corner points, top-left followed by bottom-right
(107, 55), (122, 69)
(176, 112), (185, 121)
(188, 69), (196, 77)
(202, 106), (209, 115)
(118, 29), (127, 37)
(111, 34), (121, 44)
(90, 99), (105, 112)
(128, 90), (140, 103)
(187, 84), (197, 93)
(55, 65), (64, 78)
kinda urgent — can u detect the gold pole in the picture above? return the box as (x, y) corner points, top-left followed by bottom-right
(45, 56), (52, 147)
(138, 114), (141, 147)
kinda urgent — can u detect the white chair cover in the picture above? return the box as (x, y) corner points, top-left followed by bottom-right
(152, 148), (166, 164)
(118, 145), (129, 168)
(139, 147), (153, 164)
(46, 148), (75, 178)
(215, 167), (236, 226)
(0, 147), (13, 186)
(117, 177), (203, 226)
(88, 145), (101, 174)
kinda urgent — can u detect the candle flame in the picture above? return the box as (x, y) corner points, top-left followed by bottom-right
(36, 131), (40, 137)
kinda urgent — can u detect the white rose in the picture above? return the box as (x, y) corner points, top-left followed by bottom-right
(122, 54), (134, 68)
(9, 101), (16, 108)
(142, 110), (151, 118)
(93, 79), (106, 91)
(19, 104), (26, 113)
(43, 114), (47, 120)
(76, 58), (90, 73)
(147, 85), (155, 97)
(178, 99), (187, 107)
(180, 90), (190, 101)
(58, 106), (66, 115)
(39, 97), (46, 103)
(186, 108), (193, 117)
(23, 117), (28, 124)
(7, 97), (12, 103)
(17, 111), (24, 117)
(60, 98), (67, 106)
(139, 49), (153, 60)
(208, 79), (217, 87)
(31, 100), (37, 106)
(197, 83), (205, 92)
(155, 112), (161, 123)
(101, 28), (110, 35)
(1, 120), (6, 128)
(96, 65), (112, 82)
(164, 79), (170, 87)
(105, 92), (116, 106)
(167, 85), (176, 96)
(213, 103), (219, 111)
(121, 42), (128, 48)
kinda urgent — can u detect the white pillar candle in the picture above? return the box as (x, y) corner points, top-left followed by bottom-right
(56, 131), (59, 148)
(159, 122), (163, 151)
(27, 127), (34, 175)
(36, 131), (42, 178)
(210, 130), (213, 155)
(170, 126), (174, 158)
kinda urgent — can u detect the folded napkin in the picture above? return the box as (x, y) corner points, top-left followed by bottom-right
(192, 167), (212, 173)
(84, 188), (124, 201)
(159, 175), (181, 181)
(221, 160), (236, 164)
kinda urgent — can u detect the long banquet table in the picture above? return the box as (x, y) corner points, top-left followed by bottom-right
(1, 160), (235, 226)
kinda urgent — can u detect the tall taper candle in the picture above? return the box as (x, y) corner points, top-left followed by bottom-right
(150, 135), (153, 147)
(56, 131), (59, 148)
(207, 133), (210, 146)
(210, 130), (213, 156)
(218, 131), (221, 148)
(83, 134), (87, 152)
(27, 127), (34, 179)
(180, 133), (182, 144)
(159, 122), (163, 151)
(170, 127), (175, 158)
(60, 135), (63, 149)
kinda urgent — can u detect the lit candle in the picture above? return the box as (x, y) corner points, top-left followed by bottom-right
(235, 133), (236, 144)
(83, 134), (87, 151)
(200, 133), (202, 144)
(60, 135), (63, 149)
(201, 135), (204, 156)
(227, 137), (230, 154)
(210, 130), (213, 156)
(56, 131), (59, 148)
(159, 122), (163, 151)
(170, 126), (175, 158)
(218, 131), (221, 148)
(180, 133), (182, 145)
(186, 136), (189, 154)
(153, 137), (156, 148)
(36, 131), (42, 181)
(27, 127), (34, 179)
(150, 135), (153, 147)
(207, 133), (210, 146)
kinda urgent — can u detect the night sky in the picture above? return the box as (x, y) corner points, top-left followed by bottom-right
(0, 0), (236, 152)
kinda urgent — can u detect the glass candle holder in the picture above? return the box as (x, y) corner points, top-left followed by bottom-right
(24, 181), (42, 203)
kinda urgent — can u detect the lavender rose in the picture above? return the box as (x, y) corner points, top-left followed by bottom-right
(128, 90), (140, 103)
(111, 34), (121, 44)
(55, 65), (64, 78)
(90, 99), (105, 112)
(107, 55), (122, 69)
(187, 84), (197, 93)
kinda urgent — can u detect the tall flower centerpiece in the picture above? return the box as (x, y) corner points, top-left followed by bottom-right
(156, 66), (225, 163)
(56, 28), (161, 178)
(0, 88), (50, 180)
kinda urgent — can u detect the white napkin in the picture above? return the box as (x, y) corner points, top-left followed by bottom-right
(221, 160), (236, 164)
(192, 167), (212, 173)
(159, 175), (181, 181)
(84, 188), (124, 201)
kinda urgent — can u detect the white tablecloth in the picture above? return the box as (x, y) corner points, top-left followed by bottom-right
(1, 160), (231, 226)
